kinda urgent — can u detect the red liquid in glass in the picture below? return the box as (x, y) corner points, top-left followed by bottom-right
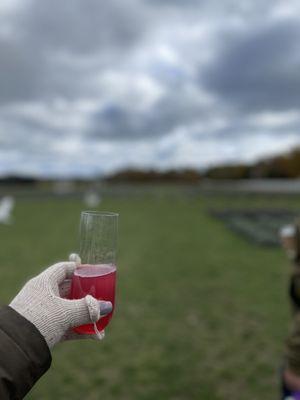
(70, 264), (116, 334)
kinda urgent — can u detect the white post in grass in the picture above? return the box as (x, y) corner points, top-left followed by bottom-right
(0, 196), (15, 224)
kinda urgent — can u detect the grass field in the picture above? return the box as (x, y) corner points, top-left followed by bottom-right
(0, 191), (297, 399)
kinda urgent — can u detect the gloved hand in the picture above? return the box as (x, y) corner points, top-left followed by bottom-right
(9, 261), (112, 349)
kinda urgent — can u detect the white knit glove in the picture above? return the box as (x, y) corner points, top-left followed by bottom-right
(10, 261), (112, 349)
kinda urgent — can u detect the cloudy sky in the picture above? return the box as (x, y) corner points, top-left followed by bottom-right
(1, 0), (300, 177)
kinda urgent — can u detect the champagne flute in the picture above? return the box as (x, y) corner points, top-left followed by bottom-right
(70, 211), (118, 334)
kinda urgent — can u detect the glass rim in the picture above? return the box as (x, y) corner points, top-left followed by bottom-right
(81, 210), (119, 217)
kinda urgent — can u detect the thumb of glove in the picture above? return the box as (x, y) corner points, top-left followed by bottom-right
(64, 295), (112, 328)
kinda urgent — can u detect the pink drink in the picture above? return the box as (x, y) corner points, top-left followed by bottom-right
(70, 264), (116, 334)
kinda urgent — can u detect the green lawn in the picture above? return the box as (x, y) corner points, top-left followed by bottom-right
(0, 193), (295, 399)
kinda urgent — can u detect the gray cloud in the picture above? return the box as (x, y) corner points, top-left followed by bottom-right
(0, 37), (43, 103)
(0, 0), (148, 103)
(144, 0), (204, 7)
(203, 19), (300, 111)
(21, 0), (145, 54)
(88, 84), (209, 140)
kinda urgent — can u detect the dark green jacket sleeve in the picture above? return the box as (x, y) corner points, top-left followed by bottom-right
(0, 306), (52, 399)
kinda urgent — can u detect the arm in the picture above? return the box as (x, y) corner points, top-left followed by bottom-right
(0, 261), (112, 399)
(0, 306), (51, 399)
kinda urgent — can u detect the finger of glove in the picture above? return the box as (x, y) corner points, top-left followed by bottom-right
(59, 279), (72, 298)
(69, 253), (81, 264)
(43, 262), (76, 288)
(62, 295), (100, 328)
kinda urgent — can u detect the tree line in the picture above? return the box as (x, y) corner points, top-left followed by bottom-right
(107, 147), (300, 182)
(2, 147), (300, 184)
